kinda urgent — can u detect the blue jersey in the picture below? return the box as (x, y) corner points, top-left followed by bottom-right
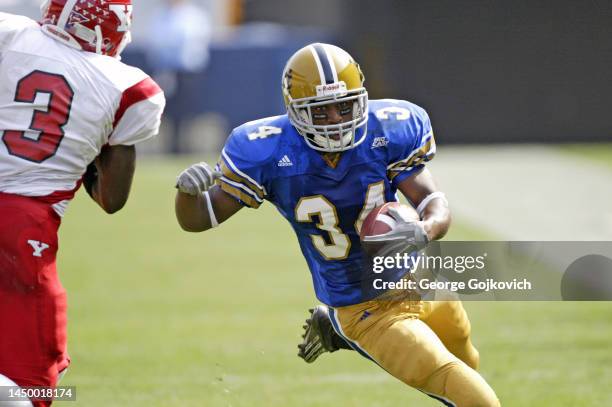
(216, 99), (436, 307)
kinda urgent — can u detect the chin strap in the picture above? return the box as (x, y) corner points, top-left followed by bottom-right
(57, 0), (78, 28)
(40, 24), (83, 50)
(94, 25), (103, 54)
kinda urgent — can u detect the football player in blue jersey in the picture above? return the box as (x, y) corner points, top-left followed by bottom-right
(174, 43), (500, 406)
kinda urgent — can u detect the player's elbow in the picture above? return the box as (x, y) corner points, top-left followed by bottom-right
(175, 204), (208, 232)
(98, 193), (129, 214)
(176, 215), (210, 232)
(95, 180), (131, 214)
(180, 223), (209, 233)
(175, 192), (213, 232)
(101, 200), (126, 214)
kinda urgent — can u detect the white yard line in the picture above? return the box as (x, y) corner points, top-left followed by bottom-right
(429, 145), (612, 240)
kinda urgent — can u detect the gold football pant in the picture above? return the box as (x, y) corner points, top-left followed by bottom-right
(329, 300), (500, 407)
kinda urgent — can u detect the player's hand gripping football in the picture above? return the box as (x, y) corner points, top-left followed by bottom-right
(175, 162), (221, 195)
(362, 206), (429, 256)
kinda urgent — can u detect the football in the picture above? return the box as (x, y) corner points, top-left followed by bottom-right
(359, 202), (420, 256)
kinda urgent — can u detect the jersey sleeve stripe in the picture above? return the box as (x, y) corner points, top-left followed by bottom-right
(387, 131), (435, 168)
(221, 149), (266, 193)
(217, 180), (261, 209)
(387, 153), (434, 180)
(112, 77), (163, 129)
(218, 176), (263, 204)
(218, 160), (265, 199)
(387, 132), (436, 180)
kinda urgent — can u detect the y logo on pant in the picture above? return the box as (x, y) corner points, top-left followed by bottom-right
(27, 240), (49, 257)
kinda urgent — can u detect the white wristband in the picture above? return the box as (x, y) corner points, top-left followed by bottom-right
(416, 191), (447, 217)
(202, 191), (218, 228)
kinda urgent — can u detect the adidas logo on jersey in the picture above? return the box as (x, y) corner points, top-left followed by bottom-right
(277, 155), (293, 167)
(371, 137), (389, 148)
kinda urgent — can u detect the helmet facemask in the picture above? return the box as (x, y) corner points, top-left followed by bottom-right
(284, 81), (368, 152)
(282, 43), (370, 152)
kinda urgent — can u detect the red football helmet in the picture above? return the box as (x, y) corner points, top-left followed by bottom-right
(40, 0), (133, 58)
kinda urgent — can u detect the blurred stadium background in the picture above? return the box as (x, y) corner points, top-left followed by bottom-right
(3, 0), (611, 405)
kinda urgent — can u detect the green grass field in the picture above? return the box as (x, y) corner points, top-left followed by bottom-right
(56, 156), (612, 406)
(559, 142), (612, 169)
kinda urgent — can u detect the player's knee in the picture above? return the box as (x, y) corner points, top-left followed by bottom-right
(454, 363), (499, 407)
(469, 394), (501, 407)
(425, 361), (499, 407)
(464, 388), (500, 407)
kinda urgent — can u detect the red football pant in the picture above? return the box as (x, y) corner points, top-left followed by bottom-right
(0, 193), (70, 407)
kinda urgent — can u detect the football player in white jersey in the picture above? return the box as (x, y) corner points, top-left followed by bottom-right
(0, 2), (165, 405)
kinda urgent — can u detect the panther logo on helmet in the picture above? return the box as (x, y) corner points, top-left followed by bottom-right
(40, 0), (133, 58)
(282, 43), (369, 152)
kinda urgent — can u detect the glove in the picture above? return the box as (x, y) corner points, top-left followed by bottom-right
(362, 206), (429, 257)
(175, 162), (221, 195)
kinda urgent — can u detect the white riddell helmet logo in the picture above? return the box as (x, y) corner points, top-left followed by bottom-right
(315, 81), (347, 98)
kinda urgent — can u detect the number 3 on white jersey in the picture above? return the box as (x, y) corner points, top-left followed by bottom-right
(295, 182), (386, 260)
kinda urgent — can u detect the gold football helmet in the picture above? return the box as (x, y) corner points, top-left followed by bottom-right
(282, 43), (368, 152)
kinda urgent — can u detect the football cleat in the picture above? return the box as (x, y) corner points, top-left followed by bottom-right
(298, 305), (343, 363)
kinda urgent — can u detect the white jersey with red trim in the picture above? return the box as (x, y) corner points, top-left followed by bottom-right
(0, 13), (165, 215)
